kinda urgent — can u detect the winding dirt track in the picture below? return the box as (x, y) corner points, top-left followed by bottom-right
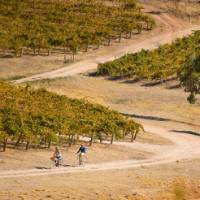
(0, 124), (200, 179)
(13, 7), (200, 84)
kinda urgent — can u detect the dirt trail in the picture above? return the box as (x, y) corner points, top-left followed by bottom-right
(12, 6), (200, 84)
(0, 123), (199, 179)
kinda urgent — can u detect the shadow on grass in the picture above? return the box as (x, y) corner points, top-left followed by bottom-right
(121, 78), (140, 84)
(35, 166), (51, 170)
(87, 72), (180, 90)
(141, 77), (177, 87)
(0, 75), (26, 81)
(122, 113), (200, 128)
(146, 10), (162, 15)
(166, 83), (181, 89)
(170, 130), (200, 137)
(123, 113), (171, 122)
(35, 164), (72, 170)
(87, 71), (98, 77)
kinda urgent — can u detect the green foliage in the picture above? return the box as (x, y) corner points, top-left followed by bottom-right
(0, 0), (154, 57)
(178, 52), (200, 103)
(97, 30), (200, 80)
(0, 82), (142, 150)
(187, 92), (196, 104)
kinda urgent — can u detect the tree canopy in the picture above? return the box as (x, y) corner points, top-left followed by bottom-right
(0, 81), (142, 151)
(178, 52), (200, 104)
(97, 30), (200, 80)
(0, 0), (154, 59)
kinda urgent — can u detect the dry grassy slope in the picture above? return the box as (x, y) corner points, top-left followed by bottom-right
(31, 76), (200, 130)
(140, 0), (200, 21)
(0, 159), (200, 200)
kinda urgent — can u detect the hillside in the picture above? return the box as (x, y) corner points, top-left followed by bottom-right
(141, 0), (200, 21)
(0, 0), (154, 58)
(0, 1), (200, 200)
(97, 30), (200, 80)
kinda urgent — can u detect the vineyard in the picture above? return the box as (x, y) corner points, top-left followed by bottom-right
(97, 30), (200, 80)
(0, 0), (154, 60)
(0, 81), (142, 152)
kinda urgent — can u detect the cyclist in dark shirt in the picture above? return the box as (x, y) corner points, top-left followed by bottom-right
(77, 144), (87, 165)
(77, 144), (86, 154)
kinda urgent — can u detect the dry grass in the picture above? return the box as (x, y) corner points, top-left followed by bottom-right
(134, 131), (173, 145)
(142, 0), (200, 22)
(0, 159), (200, 200)
(0, 54), (71, 80)
(30, 75), (200, 129)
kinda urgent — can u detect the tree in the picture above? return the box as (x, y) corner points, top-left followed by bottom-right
(178, 53), (200, 104)
(66, 33), (81, 61)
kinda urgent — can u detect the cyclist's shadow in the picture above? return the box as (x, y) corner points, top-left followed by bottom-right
(35, 164), (72, 169)
(62, 164), (72, 167)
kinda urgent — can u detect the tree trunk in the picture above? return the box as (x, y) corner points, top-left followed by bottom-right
(33, 48), (36, 56)
(118, 32), (122, 42)
(129, 32), (132, 39)
(76, 135), (80, 144)
(26, 140), (30, 150)
(3, 138), (8, 152)
(20, 48), (24, 57)
(73, 134), (76, 145)
(133, 131), (138, 141)
(15, 133), (22, 147)
(131, 132), (134, 142)
(107, 38), (111, 46)
(188, 15), (191, 23)
(110, 133), (115, 144)
(64, 47), (67, 62)
(99, 134), (103, 144)
(122, 130), (126, 139)
(39, 138), (44, 147)
(138, 8), (141, 15)
(48, 48), (51, 56)
(48, 139), (51, 149)
(72, 53), (75, 62)
(68, 135), (72, 147)
(85, 44), (89, 52)
(69, 134), (74, 147)
(68, 134), (71, 146)
(97, 42), (100, 49)
(90, 134), (94, 146)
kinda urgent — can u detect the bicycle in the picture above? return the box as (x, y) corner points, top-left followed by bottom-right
(76, 153), (87, 166)
(50, 156), (63, 168)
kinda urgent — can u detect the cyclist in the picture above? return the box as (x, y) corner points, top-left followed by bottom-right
(77, 144), (86, 165)
(53, 146), (62, 167)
